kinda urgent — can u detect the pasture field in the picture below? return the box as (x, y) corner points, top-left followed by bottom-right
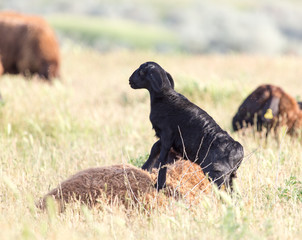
(0, 46), (301, 239)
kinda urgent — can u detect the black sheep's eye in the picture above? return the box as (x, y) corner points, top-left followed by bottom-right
(139, 70), (144, 76)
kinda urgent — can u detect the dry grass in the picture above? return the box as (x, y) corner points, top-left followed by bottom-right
(0, 45), (301, 239)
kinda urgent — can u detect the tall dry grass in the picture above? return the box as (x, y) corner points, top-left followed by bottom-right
(0, 45), (301, 239)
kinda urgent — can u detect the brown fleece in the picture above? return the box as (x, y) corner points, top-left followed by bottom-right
(0, 59), (3, 75)
(38, 160), (211, 210)
(0, 11), (60, 80)
(268, 85), (301, 134)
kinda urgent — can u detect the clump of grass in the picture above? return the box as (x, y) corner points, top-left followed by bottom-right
(278, 176), (302, 203)
(129, 154), (149, 167)
(176, 76), (240, 106)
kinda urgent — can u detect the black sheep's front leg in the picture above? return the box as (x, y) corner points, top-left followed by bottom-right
(155, 140), (172, 190)
(142, 140), (161, 172)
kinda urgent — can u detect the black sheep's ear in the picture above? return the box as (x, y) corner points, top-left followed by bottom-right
(166, 72), (174, 89)
(149, 71), (163, 93)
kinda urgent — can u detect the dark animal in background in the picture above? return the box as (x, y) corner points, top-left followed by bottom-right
(232, 84), (302, 135)
(299, 102), (302, 109)
(129, 61), (244, 191)
(0, 11), (60, 80)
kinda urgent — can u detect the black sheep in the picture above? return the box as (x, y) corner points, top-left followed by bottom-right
(129, 62), (244, 191)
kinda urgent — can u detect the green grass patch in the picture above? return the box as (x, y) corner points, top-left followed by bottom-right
(47, 15), (180, 51)
(129, 154), (149, 167)
(278, 176), (302, 203)
(176, 76), (240, 106)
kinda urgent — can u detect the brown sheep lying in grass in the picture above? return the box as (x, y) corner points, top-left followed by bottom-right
(37, 160), (212, 211)
(0, 11), (60, 80)
(232, 84), (302, 136)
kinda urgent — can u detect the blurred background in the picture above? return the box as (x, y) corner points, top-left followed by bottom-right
(2, 0), (302, 55)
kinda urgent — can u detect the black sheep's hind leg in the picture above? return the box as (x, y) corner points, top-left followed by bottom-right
(142, 140), (161, 172)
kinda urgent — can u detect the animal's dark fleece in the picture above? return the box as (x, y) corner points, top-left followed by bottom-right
(129, 61), (244, 191)
(232, 84), (276, 133)
(232, 84), (302, 136)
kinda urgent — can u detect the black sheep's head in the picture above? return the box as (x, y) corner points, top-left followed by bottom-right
(129, 61), (174, 93)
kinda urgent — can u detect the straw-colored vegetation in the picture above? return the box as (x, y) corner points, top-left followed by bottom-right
(0, 46), (301, 239)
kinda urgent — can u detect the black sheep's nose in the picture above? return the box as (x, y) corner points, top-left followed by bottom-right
(129, 75), (133, 84)
(129, 70), (137, 81)
(129, 70), (139, 86)
(129, 78), (136, 88)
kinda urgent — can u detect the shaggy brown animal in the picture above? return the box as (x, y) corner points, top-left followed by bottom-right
(0, 11), (60, 80)
(0, 60), (3, 75)
(37, 160), (211, 210)
(232, 84), (302, 135)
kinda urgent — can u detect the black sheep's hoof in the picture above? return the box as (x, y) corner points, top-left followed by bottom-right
(141, 167), (150, 173)
(154, 182), (166, 191)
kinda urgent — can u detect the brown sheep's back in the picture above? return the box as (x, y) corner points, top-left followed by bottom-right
(0, 11), (60, 79)
(275, 86), (301, 134)
(38, 160), (211, 210)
